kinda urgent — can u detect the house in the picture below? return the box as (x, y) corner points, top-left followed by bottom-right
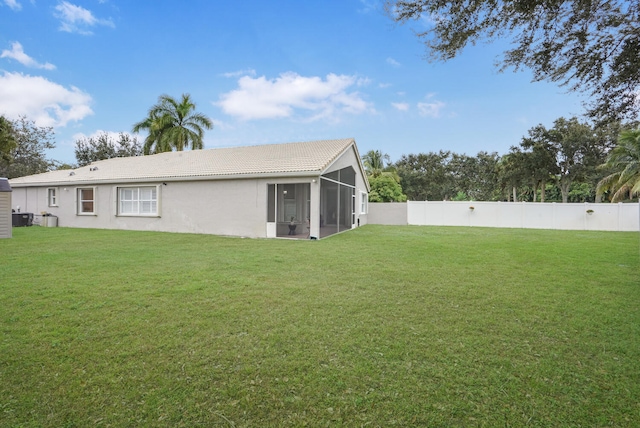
(8, 138), (370, 239)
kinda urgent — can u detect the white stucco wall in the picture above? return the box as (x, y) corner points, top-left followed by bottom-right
(11, 177), (319, 238)
(368, 202), (408, 225)
(368, 201), (640, 232)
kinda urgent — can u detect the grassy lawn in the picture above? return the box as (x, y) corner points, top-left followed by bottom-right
(1, 225), (639, 427)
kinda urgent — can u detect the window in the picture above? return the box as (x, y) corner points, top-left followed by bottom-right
(360, 191), (368, 214)
(118, 186), (158, 216)
(47, 188), (58, 207)
(78, 187), (95, 214)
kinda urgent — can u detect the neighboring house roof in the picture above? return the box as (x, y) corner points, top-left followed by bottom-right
(10, 138), (368, 189)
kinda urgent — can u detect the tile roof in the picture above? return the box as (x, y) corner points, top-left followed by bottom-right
(10, 138), (358, 186)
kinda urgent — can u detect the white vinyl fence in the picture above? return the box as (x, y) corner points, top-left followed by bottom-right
(369, 201), (640, 232)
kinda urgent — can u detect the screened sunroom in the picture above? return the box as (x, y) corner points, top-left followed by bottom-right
(267, 183), (311, 238)
(319, 166), (356, 238)
(265, 166), (359, 240)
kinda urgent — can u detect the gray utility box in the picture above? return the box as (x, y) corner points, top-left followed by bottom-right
(42, 215), (58, 227)
(12, 212), (33, 227)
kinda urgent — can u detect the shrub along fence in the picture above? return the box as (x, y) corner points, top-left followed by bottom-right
(369, 201), (640, 231)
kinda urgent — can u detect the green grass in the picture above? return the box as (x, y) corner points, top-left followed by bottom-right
(1, 225), (639, 427)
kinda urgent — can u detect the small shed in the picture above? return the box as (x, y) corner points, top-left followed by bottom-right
(0, 178), (11, 238)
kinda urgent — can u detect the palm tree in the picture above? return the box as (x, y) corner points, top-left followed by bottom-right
(596, 129), (640, 202)
(132, 94), (213, 155)
(362, 149), (403, 180)
(362, 150), (391, 178)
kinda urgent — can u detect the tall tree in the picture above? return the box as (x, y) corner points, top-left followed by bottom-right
(521, 117), (603, 203)
(472, 151), (501, 201)
(395, 151), (455, 200)
(386, 0), (640, 124)
(0, 116), (17, 165)
(447, 152), (500, 201)
(0, 117), (56, 179)
(447, 153), (475, 199)
(75, 132), (143, 167)
(548, 118), (603, 203)
(395, 151), (502, 201)
(520, 132), (560, 202)
(584, 121), (627, 202)
(497, 149), (526, 202)
(596, 129), (640, 202)
(132, 94), (213, 155)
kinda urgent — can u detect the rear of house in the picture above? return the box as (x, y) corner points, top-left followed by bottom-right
(9, 139), (370, 239)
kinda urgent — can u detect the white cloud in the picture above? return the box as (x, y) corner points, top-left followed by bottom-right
(0, 71), (93, 127)
(1, 42), (56, 70)
(417, 99), (445, 118)
(217, 72), (374, 121)
(356, 77), (372, 87)
(54, 1), (114, 35)
(221, 68), (256, 78)
(358, 0), (378, 14)
(3, 0), (21, 11)
(386, 57), (401, 68)
(392, 102), (409, 111)
(210, 118), (234, 131)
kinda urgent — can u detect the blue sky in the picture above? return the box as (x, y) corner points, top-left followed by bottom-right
(0, 0), (586, 165)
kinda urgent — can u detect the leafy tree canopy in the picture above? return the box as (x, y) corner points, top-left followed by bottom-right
(387, 0), (640, 125)
(395, 151), (457, 201)
(0, 116), (56, 179)
(75, 132), (143, 167)
(0, 116), (17, 165)
(368, 174), (407, 202)
(527, 117), (608, 202)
